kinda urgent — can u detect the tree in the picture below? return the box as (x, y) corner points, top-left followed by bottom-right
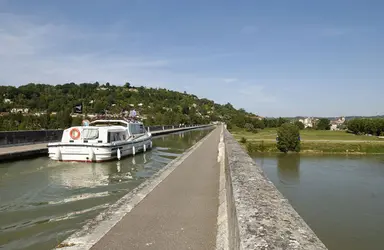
(276, 123), (301, 153)
(124, 82), (131, 88)
(316, 118), (331, 130)
(294, 121), (305, 130)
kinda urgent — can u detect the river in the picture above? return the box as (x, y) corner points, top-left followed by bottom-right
(253, 153), (384, 250)
(0, 128), (213, 250)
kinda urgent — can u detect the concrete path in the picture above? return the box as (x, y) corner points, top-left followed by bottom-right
(91, 127), (221, 250)
(0, 143), (48, 161)
(0, 143), (48, 154)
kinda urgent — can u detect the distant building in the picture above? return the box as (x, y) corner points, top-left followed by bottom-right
(330, 116), (346, 130)
(11, 108), (29, 114)
(299, 117), (317, 128)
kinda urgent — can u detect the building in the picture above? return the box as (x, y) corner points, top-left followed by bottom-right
(298, 117), (317, 128)
(330, 116), (346, 131)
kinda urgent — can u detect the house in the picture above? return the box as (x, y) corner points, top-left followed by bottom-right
(299, 117), (317, 128)
(330, 116), (346, 130)
(11, 108), (29, 114)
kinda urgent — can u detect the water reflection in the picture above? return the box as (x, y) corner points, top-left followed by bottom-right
(255, 153), (384, 250)
(0, 127), (213, 250)
(277, 154), (301, 185)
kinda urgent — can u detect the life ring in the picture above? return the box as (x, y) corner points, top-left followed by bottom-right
(70, 128), (81, 140)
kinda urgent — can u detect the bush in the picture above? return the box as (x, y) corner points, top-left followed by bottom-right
(294, 121), (305, 130)
(316, 118), (331, 130)
(240, 137), (247, 143)
(244, 123), (254, 132)
(276, 123), (301, 153)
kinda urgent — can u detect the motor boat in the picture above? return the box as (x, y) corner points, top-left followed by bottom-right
(48, 119), (152, 162)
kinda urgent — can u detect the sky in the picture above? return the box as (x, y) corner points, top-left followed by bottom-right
(0, 0), (383, 117)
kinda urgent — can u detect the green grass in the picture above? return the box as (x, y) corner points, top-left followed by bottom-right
(232, 127), (384, 154)
(243, 140), (384, 154)
(231, 128), (383, 141)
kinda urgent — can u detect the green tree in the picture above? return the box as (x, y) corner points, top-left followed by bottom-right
(276, 123), (301, 153)
(316, 118), (331, 130)
(294, 121), (305, 130)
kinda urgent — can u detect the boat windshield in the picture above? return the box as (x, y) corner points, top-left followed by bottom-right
(83, 128), (99, 140)
(129, 123), (145, 135)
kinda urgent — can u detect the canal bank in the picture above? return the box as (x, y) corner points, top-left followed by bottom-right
(243, 140), (384, 154)
(0, 125), (212, 162)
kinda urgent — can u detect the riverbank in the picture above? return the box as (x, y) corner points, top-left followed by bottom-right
(232, 128), (384, 154)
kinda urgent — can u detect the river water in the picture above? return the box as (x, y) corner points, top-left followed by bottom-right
(0, 128), (213, 250)
(253, 153), (384, 250)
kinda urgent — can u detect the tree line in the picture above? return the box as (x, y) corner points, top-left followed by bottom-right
(347, 118), (384, 136)
(0, 82), (256, 131)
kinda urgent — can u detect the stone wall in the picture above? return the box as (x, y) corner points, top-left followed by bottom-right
(0, 130), (63, 147)
(224, 129), (328, 250)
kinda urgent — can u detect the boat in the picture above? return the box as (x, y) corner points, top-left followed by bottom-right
(48, 119), (152, 162)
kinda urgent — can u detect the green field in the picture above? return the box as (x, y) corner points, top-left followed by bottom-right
(231, 128), (384, 154)
(231, 128), (384, 142)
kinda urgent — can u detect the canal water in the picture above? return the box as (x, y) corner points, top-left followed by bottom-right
(253, 153), (384, 250)
(0, 128), (213, 250)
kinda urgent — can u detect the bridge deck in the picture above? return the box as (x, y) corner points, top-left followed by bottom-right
(90, 127), (220, 250)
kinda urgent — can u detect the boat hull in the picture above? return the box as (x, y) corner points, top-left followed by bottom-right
(48, 137), (152, 162)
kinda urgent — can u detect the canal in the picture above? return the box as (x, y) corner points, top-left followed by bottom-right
(253, 153), (384, 250)
(0, 127), (213, 250)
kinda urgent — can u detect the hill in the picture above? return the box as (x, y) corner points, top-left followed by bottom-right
(0, 82), (254, 131)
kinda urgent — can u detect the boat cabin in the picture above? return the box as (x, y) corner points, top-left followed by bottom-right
(60, 120), (147, 144)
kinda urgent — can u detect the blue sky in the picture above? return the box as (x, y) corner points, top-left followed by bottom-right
(0, 0), (383, 117)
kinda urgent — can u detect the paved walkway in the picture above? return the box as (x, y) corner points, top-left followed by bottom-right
(0, 143), (48, 154)
(91, 127), (221, 250)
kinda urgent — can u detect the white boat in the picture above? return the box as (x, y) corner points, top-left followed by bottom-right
(48, 119), (152, 162)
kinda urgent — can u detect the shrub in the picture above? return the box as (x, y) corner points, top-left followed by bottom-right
(276, 123), (301, 153)
(244, 123), (254, 132)
(294, 121), (305, 130)
(240, 137), (247, 143)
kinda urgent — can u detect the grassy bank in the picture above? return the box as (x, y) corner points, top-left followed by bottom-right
(232, 128), (384, 154)
(243, 140), (384, 154)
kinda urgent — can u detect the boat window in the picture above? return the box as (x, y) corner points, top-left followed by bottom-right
(108, 132), (126, 142)
(129, 124), (145, 135)
(83, 128), (99, 140)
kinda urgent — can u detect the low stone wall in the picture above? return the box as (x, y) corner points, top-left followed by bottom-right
(224, 130), (328, 250)
(0, 130), (63, 147)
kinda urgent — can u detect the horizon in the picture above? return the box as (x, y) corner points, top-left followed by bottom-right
(0, 0), (383, 117)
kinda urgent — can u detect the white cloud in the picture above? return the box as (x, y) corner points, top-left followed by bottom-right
(0, 12), (275, 115)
